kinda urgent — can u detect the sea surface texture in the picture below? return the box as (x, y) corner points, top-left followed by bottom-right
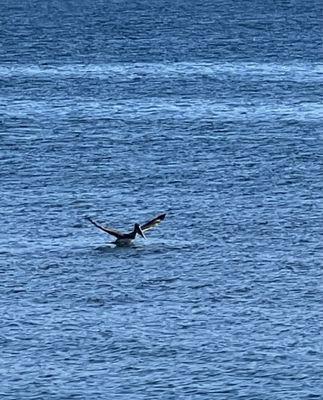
(0, 1), (322, 399)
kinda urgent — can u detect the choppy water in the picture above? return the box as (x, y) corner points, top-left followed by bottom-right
(1, 1), (322, 399)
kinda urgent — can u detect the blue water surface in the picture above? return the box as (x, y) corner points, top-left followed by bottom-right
(0, 1), (322, 399)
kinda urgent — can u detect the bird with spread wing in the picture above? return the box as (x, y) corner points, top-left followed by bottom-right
(86, 213), (166, 246)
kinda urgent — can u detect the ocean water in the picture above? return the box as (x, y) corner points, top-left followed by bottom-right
(0, 1), (322, 399)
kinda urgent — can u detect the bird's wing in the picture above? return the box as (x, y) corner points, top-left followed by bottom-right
(86, 217), (124, 239)
(140, 213), (166, 233)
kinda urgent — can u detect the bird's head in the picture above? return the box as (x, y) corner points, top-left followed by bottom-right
(134, 223), (146, 239)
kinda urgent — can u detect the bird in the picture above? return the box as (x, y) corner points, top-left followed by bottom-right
(86, 213), (166, 246)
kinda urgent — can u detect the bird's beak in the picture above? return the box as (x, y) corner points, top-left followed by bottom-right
(138, 226), (146, 239)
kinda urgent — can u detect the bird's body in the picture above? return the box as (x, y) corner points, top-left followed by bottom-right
(86, 213), (166, 246)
